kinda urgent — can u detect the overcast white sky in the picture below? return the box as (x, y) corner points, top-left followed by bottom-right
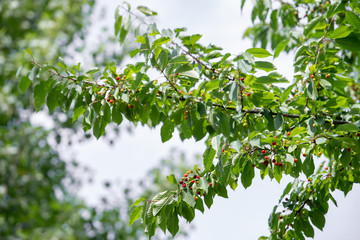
(66, 1), (360, 239)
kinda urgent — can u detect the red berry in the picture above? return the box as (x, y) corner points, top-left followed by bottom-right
(357, 133), (360, 137)
(190, 187), (193, 190)
(311, 74), (315, 78)
(107, 98), (110, 102)
(179, 90), (184, 94)
(209, 182), (213, 187)
(158, 91), (162, 95)
(287, 132), (291, 136)
(179, 180), (183, 184)
(109, 100), (114, 104)
(294, 158), (298, 163)
(116, 76), (120, 81)
(274, 136), (277, 139)
(347, 148), (351, 152)
(272, 141), (276, 146)
(197, 191), (201, 195)
(264, 160), (269, 166)
(184, 116), (188, 120)
(184, 174), (188, 177)
(252, 164), (255, 167)
(130, 104), (134, 109)
(193, 175), (197, 179)
(279, 162), (283, 167)
(182, 183), (187, 187)
(241, 77), (244, 81)
(265, 156), (269, 160)
(185, 110), (189, 115)
(279, 216), (283, 219)
(246, 93), (251, 97)
(274, 162), (278, 165)
(325, 167), (329, 170)
(184, 178), (188, 181)
(261, 150), (266, 154)
(196, 175), (200, 179)
(222, 148), (225, 152)
(308, 179), (311, 182)
(303, 153), (307, 157)
(272, 159), (276, 163)
(191, 180), (195, 183)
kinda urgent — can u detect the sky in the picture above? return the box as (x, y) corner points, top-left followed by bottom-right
(48, 0), (360, 239)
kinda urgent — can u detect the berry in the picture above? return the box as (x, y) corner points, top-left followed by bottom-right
(294, 158), (298, 163)
(347, 148), (351, 152)
(197, 191), (201, 195)
(240, 77), (244, 81)
(209, 182), (213, 187)
(184, 116), (188, 120)
(228, 101), (233, 104)
(182, 183), (187, 187)
(287, 132), (291, 136)
(272, 159), (276, 163)
(191, 180), (195, 183)
(195, 196), (199, 200)
(246, 93), (251, 97)
(252, 164), (255, 167)
(184, 174), (188, 177)
(184, 178), (188, 181)
(179, 90), (184, 94)
(107, 98), (110, 102)
(158, 91), (162, 95)
(325, 167), (329, 170)
(222, 148), (225, 152)
(196, 175), (200, 179)
(303, 153), (307, 157)
(279, 162), (283, 167)
(109, 100), (114, 104)
(261, 150), (266, 154)
(318, 152), (322, 156)
(193, 175), (197, 179)
(265, 156), (269, 160)
(279, 216), (283, 219)
(179, 180), (183, 184)
(311, 74), (315, 78)
(190, 187), (193, 190)
(264, 160), (269, 166)
(272, 141), (276, 146)
(130, 104), (134, 109)
(116, 76), (120, 81)
(308, 179), (311, 182)
(185, 110), (189, 115)
(274, 162), (278, 166)
(97, 91), (102, 95)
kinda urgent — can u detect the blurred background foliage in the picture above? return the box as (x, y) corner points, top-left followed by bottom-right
(0, 0), (192, 239)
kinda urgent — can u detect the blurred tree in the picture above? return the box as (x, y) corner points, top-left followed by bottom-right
(1, 0), (191, 239)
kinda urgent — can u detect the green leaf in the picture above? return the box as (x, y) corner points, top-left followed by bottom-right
(137, 6), (157, 16)
(33, 80), (52, 111)
(180, 70), (199, 79)
(274, 39), (289, 58)
(304, 16), (323, 36)
(280, 84), (295, 104)
(119, 15), (131, 44)
(192, 118), (206, 141)
(335, 34), (360, 52)
(324, 96), (347, 108)
(179, 201), (195, 222)
(112, 104), (123, 125)
(246, 48), (272, 58)
(274, 113), (283, 130)
(167, 208), (179, 237)
(254, 76), (288, 84)
(310, 210), (326, 230)
(237, 59), (252, 73)
(190, 34), (202, 45)
(114, 9), (122, 36)
(167, 174), (177, 184)
(19, 75), (32, 93)
(182, 191), (196, 208)
(241, 161), (255, 189)
(131, 198), (145, 208)
(46, 84), (61, 113)
(328, 26), (353, 39)
(129, 205), (143, 226)
(72, 105), (86, 122)
(203, 145), (216, 171)
(93, 105), (111, 139)
(346, 11), (360, 30)
(254, 61), (277, 72)
(25, 46), (33, 56)
(302, 155), (315, 177)
(160, 119), (174, 142)
(153, 197), (169, 216)
(335, 124), (359, 132)
(290, 127), (307, 136)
